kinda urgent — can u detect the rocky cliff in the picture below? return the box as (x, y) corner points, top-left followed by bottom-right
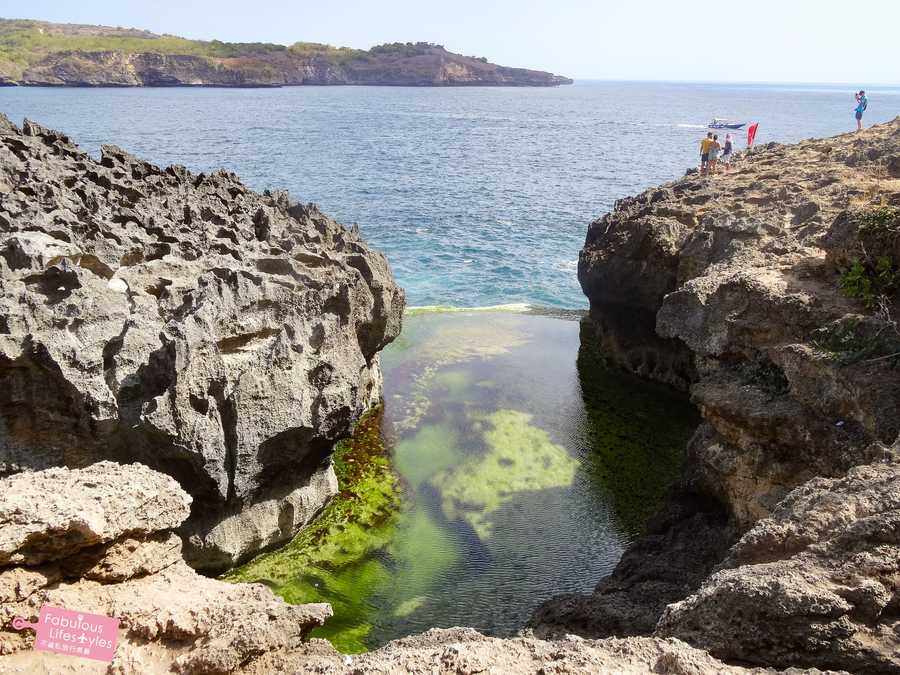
(0, 462), (779, 674)
(0, 115), (404, 570)
(0, 19), (573, 88)
(533, 119), (900, 672)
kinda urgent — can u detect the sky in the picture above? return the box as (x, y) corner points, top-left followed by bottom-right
(2, 0), (899, 84)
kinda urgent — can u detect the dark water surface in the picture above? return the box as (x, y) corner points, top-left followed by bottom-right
(4, 81), (898, 307)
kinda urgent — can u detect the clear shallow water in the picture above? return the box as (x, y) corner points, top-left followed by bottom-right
(3, 81), (898, 307)
(229, 310), (698, 651)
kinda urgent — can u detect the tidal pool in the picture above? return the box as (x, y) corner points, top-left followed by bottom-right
(227, 310), (698, 652)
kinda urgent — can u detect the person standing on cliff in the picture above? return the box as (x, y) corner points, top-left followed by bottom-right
(700, 132), (713, 174)
(721, 133), (734, 171)
(855, 90), (868, 130)
(708, 134), (721, 175)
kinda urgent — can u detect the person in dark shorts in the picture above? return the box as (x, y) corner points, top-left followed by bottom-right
(700, 132), (713, 174)
(708, 134), (721, 175)
(855, 90), (868, 130)
(721, 133), (735, 171)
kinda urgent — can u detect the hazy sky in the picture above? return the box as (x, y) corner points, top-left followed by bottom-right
(4, 0), (899, 83)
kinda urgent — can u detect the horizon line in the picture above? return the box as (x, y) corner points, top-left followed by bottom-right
(569, 78), (900, 88)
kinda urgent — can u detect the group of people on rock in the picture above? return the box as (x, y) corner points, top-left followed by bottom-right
(697, 89), (870, 177)
(698, 132), (734, 175)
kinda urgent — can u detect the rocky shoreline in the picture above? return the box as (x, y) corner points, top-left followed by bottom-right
(533, 118), (900, 672)
(1, 115), (898, 672)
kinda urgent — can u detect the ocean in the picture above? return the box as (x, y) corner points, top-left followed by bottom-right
(4, 80), (898, 308)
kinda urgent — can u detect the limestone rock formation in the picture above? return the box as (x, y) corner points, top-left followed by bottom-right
(0, 462), (189, 567)
(0, 115), (404, 570)
(576, 119), (900, 525)
(0, 463), (332, 673)
(534, 119), (900, 674)
(247, 628), (789, 674)
(658, 461), (900, 673)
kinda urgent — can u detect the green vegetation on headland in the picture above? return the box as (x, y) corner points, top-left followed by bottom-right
(0, 18), (573, 87)
(838, 207), (899, 308)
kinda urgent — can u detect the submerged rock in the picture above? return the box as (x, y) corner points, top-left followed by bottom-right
(0, 115), (404, 570)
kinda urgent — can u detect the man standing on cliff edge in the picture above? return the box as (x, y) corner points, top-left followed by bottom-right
(855, 90), (868, 130)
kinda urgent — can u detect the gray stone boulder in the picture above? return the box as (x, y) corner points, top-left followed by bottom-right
(0, 463), (332, 674)
(0, 116), (404, 569)
(657, 461), (900, 673)
(0, 461), (189, 566)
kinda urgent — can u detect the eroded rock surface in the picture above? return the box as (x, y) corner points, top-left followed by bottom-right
(534, 119), (900, 674)
(0, 463), (802, 675)
(577, 119), (900, 525)
(658, 461), (900, 673)
(249, 628), (802, 675)
(0, 463), (332, 674)
(0, 115), (404, 569)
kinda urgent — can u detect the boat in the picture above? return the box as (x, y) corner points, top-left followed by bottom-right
(708, 118), (746, 130)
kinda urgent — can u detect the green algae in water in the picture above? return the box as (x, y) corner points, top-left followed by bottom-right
(575, 337), (700, 535)
(381, 508), (461, 614)
(432, 410), (579, 541)
(392, 424), (461, 488)
(224, 407), (401, 654)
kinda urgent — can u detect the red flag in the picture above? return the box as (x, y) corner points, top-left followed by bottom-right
(747, 122), (759, 147)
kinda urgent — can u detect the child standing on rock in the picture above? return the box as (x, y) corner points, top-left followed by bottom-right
(707, 135), (721, 175)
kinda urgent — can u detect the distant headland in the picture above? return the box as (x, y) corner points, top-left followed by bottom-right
(0, 18), (573, 88)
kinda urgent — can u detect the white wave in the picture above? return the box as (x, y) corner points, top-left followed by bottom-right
(405, 303), (532, 315)
(677, 123), (707, 129)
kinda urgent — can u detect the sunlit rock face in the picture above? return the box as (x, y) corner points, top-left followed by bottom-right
(0, 462), (332, 672)
(0, 115), (404, 570)
(577, 118), (900, 527)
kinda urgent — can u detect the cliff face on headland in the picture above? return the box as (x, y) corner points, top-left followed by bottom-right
(0, 19), (573, 87)
(534, 119), (900, 672)
(0, 114), (404, 571)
